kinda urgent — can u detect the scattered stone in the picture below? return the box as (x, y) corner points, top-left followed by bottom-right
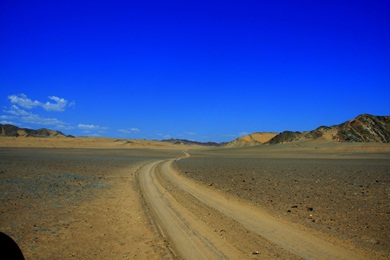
(370, 239), (380, 245)
(291, 205), (298, 208)
(361, 236), (380, 245)
(252, 251), (260, 255)
(307, 207), (314, 212)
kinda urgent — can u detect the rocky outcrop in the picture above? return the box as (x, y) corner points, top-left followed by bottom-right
(333, 114), (390, 143)
(267, 131), (303, 144)
(267, 114), (390, 144)
(161, 138), (223, 146)
(0, 124), (20, 137)
(304, 126), (331, 139)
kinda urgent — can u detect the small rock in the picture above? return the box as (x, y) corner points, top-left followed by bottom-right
(252, 251), (260, 255)
(291, 205), (298, 208)
(287, 210), (291, 213)
(369, 238), (380, 245)
(362, 236), (380, 245)
(307, 207), (314, 212)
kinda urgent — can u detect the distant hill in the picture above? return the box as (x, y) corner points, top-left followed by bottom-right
(161, 138), (224, 147)
(0, 124), (74, 138)
(3, 114), (389, 145)
(267, 114), (390, 144)
(224, 132), (278, 148)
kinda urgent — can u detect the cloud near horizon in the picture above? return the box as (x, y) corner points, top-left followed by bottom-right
(78, 124), (108, 131)
(2, 94), (74, 130)
(3, 105), (68, 127)
(8, 94), (75, 112)
(118, 128), (141, 135)
(77, 124), (109, 135)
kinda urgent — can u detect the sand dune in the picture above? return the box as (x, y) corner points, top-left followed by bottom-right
(225, 132), (278, 147)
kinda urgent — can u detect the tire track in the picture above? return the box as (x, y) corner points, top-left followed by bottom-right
(137, 160), (245, 259)
(138, 155), (364, 259)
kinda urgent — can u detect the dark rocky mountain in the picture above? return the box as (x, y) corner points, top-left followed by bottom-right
(266, 114), (390, 144)
(161, 138), (224, 146)
(0, 124), (74, 138)
(333, 114), (390, 142)
(266, 131), (303, 144)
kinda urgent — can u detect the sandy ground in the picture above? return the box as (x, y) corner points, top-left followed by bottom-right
(0, 148), (181, 259)
(0, 136), (195, 150)
(1, 138), (389, 259)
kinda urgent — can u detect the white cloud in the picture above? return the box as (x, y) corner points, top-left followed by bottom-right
(78, 124), (108, 131)
(5, 105), (30, 116)
(8, 94), (73, 112)
(0, 115), (17, 124)
(0, 115), (12, 120)
(1, 94), (75, 131)
(42, 96), (68, 111)
(0, 120), (16, 125)
(22, 113), (65, 126)
(8, 94), (41, 109)
(55, 124), (75, 130)
(157, 133), (171, 139)
(2, 105), (68, 128)
(119, 128), (141, 134)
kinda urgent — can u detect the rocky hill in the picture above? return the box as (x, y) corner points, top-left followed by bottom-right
(333, 114), (390, 142)
(0, 124), (74, 138)
(161, 138), (224, 146)
(266, 131), (304, 144)
(267, 114), (390, 144)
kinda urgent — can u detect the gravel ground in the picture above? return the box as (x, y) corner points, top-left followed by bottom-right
(175, 156), (390, 257)
(0, 148), (180, 259)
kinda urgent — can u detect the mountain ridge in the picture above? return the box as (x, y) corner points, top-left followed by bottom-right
(161, 138), (225, 147)
(0, 124), (74, 138)
(266, 114), (390, 144)
(1, 114), (389, 145)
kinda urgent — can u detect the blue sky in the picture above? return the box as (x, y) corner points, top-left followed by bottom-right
(1, 1), (389, 142)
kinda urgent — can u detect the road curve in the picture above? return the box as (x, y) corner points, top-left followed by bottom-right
(137, 156), (364, 259)
(137, 160), (245, 259)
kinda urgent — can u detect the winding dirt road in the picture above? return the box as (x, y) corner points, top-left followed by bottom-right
(136, 154), (364, 259)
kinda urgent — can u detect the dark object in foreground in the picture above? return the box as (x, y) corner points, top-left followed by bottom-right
(0, 232), (25, 260)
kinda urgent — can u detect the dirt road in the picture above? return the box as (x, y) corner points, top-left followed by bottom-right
(137, 155), (366, 259)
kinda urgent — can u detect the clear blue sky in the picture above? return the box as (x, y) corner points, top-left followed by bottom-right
(1, 1), (389, 142)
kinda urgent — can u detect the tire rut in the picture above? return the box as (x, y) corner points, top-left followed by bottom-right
(137, 160), (245, 259)
(138, 156), (365, 259)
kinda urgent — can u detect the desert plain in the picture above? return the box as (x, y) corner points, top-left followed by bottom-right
(1, 136), (390, 259)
